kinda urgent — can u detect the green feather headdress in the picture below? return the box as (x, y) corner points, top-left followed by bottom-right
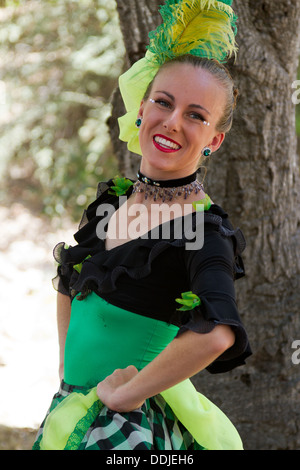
(118, 0), (238, 155)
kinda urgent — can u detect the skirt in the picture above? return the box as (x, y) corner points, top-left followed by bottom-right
(32, 381), (205, 450)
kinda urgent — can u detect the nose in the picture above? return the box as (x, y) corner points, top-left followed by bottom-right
(163, 110), (181, 133)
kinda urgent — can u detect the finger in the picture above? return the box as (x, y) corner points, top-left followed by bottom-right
(112, 365), (137, 379)
(122, 365), (138, 380)
(98, 366), (138, 392)
(125, 365), (138, 373)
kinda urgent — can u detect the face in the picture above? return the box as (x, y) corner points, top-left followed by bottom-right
(137, 63), (226, 180)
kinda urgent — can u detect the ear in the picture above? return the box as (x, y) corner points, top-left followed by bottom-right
(209, 133), (225, 153)
(138, 100), (145, 119)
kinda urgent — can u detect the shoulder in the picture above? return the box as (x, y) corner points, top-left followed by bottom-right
(81, 177), (135, 225)
(185, 203), (246, 280)
(203, 204), (246, 254)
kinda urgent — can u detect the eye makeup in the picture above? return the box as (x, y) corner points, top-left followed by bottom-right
(148, 98), (210, 126)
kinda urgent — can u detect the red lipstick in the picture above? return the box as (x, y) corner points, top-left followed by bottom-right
(153, 134), (182, 153)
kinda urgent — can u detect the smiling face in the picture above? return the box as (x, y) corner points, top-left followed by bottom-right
(138, 63), (227, 180)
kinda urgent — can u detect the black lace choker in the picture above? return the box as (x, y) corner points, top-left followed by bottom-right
(133, 170), (204, 202)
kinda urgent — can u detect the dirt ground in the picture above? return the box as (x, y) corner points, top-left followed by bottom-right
(0, 203), (75, 450)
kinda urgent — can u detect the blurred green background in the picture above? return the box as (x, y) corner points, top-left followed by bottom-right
(0, 0), (124, 222)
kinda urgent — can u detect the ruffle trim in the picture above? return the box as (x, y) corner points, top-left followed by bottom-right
(53, 235), (185, 300)
(65, 399), (102, 450)
(52, 210), (246, 301)
(51, 181), (251, 373)
(175, 291), (251, 372)
(52, 177), (246, 301)
(35, 378), (243, 451)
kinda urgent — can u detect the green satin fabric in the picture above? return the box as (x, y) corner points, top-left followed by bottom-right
(41, 292), (243, 450)
(64, 292), (179, 388)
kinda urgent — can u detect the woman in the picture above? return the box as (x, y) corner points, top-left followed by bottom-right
(98, 57), (241, 409)
(33, 0), (252, 451)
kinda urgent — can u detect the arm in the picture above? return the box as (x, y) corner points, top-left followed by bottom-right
(56, 292), (71, 381)
(97, 324), (235, 412)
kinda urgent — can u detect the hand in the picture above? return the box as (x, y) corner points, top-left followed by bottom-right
(96, 366), (145, 413)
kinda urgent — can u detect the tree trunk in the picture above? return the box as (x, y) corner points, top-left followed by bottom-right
(111, 0), (300, 450)
(200, 0), (300, 450)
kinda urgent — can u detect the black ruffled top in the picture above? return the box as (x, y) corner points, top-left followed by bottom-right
(53, 179), (252, 374)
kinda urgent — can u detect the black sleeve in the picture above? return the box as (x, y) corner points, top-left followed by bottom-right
(178, 217), (252, 373)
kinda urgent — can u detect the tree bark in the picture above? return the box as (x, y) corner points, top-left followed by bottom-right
(203, 0), (300, 450)
(111, 0), (300, 450)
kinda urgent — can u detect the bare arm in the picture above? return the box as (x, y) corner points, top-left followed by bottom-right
(97, 324), (235, 412)
(56, 292), (71, 381)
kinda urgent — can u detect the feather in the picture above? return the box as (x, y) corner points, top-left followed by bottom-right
(148, 0), (237, 64)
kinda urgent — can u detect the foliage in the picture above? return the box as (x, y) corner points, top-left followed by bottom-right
(0, 0), (125, 221)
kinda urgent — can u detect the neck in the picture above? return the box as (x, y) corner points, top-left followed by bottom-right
(133, 169), (203, 202)
(139, 162), (200, 184)
(137, 169), (198, 188)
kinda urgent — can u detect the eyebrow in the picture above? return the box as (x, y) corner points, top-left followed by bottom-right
(154, 90), (211, 115)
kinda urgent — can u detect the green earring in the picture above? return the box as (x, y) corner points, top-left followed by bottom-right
(135, 118), (142, 128)
(202, 147), (212, 157)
